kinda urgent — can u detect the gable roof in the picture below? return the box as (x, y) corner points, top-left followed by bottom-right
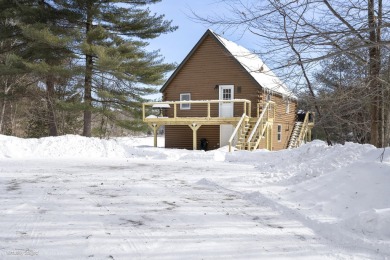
(161, 29), (296, 99)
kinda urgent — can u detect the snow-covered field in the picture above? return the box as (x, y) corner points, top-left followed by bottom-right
(0, 135), (389, 259)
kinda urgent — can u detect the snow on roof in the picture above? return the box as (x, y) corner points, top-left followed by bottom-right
(212, 31), (297, 99)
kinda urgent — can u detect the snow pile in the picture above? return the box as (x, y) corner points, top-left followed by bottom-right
(344, 208), (390, 240)
(0, 134), (121, 158)
(226, 140), (383, 183)
(0, 134), (389, 258)
(0, 135), (168, 159)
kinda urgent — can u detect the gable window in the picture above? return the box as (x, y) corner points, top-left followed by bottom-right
(277, 124), (282, 142)
(180, 93), (191, 110)
(266, 93), (271, 102)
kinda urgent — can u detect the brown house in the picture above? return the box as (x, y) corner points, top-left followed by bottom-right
(142, 29), (313, 151)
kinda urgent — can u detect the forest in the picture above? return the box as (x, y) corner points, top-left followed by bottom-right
(198, 0), (390, 148)
(1, 0), (389, 148)
(0, 0), (176, 138)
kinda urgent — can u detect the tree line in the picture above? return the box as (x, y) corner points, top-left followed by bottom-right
(198, 0), (390, 148)
(2, 0), (390, 148)
(0, 0), (176, 138)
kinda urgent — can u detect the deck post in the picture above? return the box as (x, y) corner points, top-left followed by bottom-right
(267, 125), (273, 151)
(189, 123), (201, 150)
(149, 123), (160, 147)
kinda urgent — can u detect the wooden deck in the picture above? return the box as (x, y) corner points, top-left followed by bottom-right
(142, 99), (313, 152)
(145, 117), (243, 125)
(143, 99), (251, 122)
(142, 99), (252, 149)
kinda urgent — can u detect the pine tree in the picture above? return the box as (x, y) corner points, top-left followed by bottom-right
(0, 0), (80, 136)
(62, 0), (177, 136)
(1, 0), (176, 137)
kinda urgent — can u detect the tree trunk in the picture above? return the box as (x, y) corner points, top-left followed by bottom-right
(83, 5), (93, 137)
(386, 98), (390, 146)
(10, 103), (17, 135)
(0, 82), (11, 134)
(0, 91), (6, 134)
(377, 0), (384, 147)
(386, 56), (390, 146)
(46, 76), (58, 136)
(83, 54), (93, 137)
(368, 0), (381, 147)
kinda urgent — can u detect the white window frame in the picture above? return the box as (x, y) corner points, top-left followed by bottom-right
(180, 93), (191, 110)
(277, 124), (282, 142)
(221, 88), (232, 100)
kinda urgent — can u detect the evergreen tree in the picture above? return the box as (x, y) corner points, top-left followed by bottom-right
(1, 1), (176, 137)
(0, 0), (80, 136)
(62, 0), (177, 136)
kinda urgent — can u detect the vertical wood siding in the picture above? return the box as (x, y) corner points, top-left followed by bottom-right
(165, 125), (220, 150)
(257, 94), (297, 150)
(273, 99), (297, 150)
(163, 35), (260, 117)
(162, 34), (297, 151)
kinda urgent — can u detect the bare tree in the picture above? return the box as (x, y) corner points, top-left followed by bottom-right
(196, 0), (390, 147)
(311, 51), (371, 144)
(0, 48), (36, 135)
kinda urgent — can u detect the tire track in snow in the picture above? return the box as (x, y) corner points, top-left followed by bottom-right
(196, 177), (388, 258)
(244, 191), (390, 257)
(0, 173), (58, 257)
(79, 165), (160, 259)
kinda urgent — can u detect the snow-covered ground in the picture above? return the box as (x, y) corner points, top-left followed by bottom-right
(0, 134), (389, 259)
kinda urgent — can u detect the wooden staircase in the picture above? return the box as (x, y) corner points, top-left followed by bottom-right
(228, 101), (275, 152)
(231, 107), (314, 151)
(287, 122), (303, 149)
(287, 112), (314, 149)
(235, 122), (253, 150)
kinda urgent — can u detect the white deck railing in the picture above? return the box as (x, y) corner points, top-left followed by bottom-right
(143, 99), (252, 121)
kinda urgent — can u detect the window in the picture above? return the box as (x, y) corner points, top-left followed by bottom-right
(266, 93), (271, 101)
(222, 88), (232, 100)
(180, 93), (191, 110)
(277, 124), (282, 142)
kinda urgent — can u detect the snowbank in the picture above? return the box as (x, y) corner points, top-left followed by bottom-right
(1, 134), (389, 257)
(0, 134), (167, 159)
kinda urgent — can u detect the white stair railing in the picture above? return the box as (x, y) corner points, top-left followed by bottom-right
(228, 113), (249, 152)
(246, 101), (275, 151)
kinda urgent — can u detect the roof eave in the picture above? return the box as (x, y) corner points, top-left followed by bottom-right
(210, 31), (298, 100)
